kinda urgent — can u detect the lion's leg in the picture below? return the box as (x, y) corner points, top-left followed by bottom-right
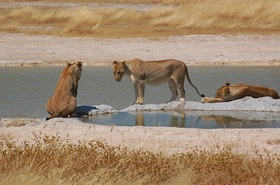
(133, 83), (138, 104)
(177, 81), (185, 102)
(46, 98), (55, 118)
(201, 97), (225, 103)
(46, 100), (52, 115)
(168, 79), (178, 102)
(60, 96), (77, 117)
(224, 87), (249, 101)
(135, 82), (145, 104)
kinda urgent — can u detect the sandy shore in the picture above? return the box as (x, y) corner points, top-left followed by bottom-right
(1, 33), (280, 157)
(0, 118), (279, 157)
(1, 33), (280, 66)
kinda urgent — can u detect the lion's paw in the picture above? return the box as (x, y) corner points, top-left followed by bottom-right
(201, 97), (209, 103)
(179, 98), (185, 102)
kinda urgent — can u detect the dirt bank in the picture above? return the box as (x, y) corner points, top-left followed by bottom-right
(1, 33), (280, 66)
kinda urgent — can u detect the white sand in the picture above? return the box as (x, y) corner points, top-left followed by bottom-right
(0, 33), (280, 157)
(0, 118), (279, 157)
(1, 33), (280, 66)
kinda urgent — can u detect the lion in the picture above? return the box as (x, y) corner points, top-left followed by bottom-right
(202, 82), (280, 103)
(113, 58), (204, 105)
(46, 61), (83, 120)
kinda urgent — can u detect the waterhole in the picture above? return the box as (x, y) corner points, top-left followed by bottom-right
(82, 110), (280, 129)
(0, 66), (279, 128)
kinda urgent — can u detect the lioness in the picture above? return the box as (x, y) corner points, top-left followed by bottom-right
(202, 82), (280, 103)
(46, 61), (83, 120)
(113, 58), (204, 104)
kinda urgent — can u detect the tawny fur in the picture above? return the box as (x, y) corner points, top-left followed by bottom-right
(113, 58), (204, 105)
(46, 62), (82, 120)
(202, 82), (280, 103)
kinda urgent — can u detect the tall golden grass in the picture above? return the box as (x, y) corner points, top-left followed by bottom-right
(1, 0), (280, 38)
(0, 133), (279, 185)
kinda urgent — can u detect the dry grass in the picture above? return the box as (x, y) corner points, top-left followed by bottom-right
(1, 0), (280, 38)
(0, 133), (279, 185)
(0, 0), (164, 4)
(0, 133), (14, 140)
(267, 138), (280, 145)
(0, 118), (39, 127)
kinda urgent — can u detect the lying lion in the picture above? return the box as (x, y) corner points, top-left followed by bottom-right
(46, 62), (83, 120)
(113, 58), (204, 104)
(202, 82), (280, 103)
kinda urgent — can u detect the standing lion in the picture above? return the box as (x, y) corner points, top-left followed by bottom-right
(113, 58), (204, 104)
(46, 62), (82, 120)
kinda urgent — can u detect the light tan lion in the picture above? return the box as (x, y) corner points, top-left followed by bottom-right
(113, 58), (204, 104)
(202, 82), (280, 103)
(46, 61), (83, 120)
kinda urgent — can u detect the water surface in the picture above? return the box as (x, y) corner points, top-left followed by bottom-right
(82, 110), (280, 129)
(1, 66), (279, 126)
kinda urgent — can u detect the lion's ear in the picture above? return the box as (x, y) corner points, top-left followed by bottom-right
(225, 82), (230, 86)
(66, 62), (71, 66)
(77, 61), (83, 69)
(113, 60), (118, 65)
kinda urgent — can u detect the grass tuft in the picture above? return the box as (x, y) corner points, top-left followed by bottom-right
(267, 138), (280, 145)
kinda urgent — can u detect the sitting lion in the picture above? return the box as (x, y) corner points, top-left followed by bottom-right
(46, 61), (83, 120)
(202, 82), (280, 103)
(113, 58), (204, 104)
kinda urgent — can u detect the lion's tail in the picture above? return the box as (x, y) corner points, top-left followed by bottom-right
(185, 65), (205, 98)
(46, 114), (60, 121)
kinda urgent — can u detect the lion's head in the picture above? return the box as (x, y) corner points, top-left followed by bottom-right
(113, 60), (126, 82)
(215, 82), (231, 99)
(65, 61), (83, 79)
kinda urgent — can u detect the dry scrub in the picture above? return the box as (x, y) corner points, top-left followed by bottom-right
(0, 133), (279, 185)
(1, 0), (280, 38)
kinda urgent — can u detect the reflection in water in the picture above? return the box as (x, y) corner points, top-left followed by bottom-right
(135, 112), (144, 126)
(171, 111), (186, 127)
(201, 115), (274, 128)
(83, 110), (280, 129)
(133, 111), (187, 127)
(132, 111), (188, 127)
